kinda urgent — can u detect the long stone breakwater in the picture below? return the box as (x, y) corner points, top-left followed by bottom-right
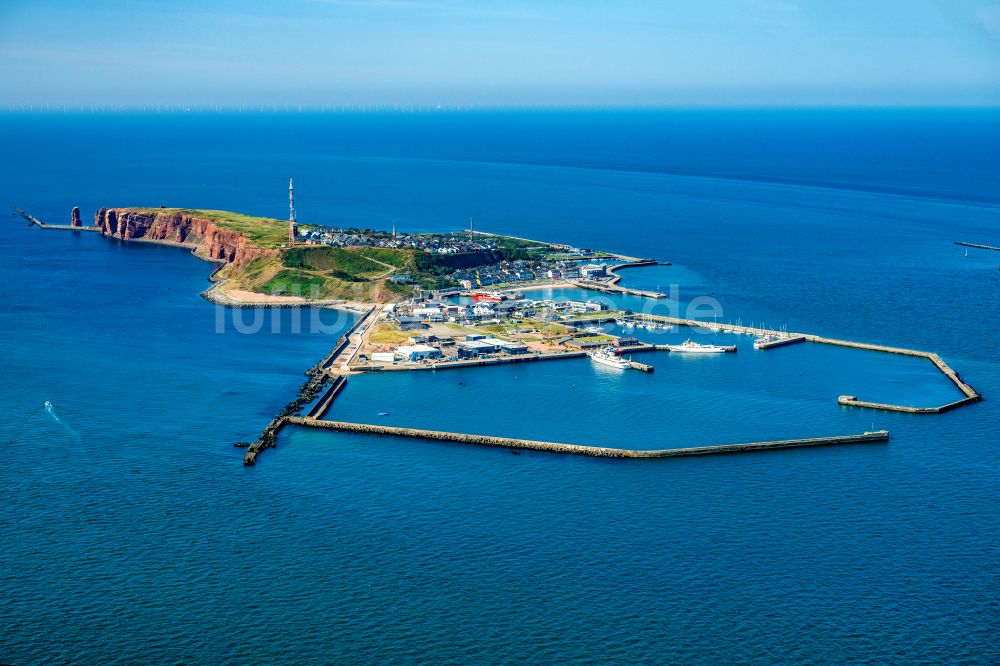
(636, 314), (982, 414)
(955, 241), (1000, 251)
(288, 417), (890, 459)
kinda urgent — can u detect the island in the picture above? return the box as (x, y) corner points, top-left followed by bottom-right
(19, 205), (981, 463)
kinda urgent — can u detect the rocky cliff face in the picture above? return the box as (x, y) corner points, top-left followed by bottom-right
(70, 207), (81, 227)
(94, 208), (273, 266)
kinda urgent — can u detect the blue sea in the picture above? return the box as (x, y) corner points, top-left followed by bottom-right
(1, 110), (998, 664)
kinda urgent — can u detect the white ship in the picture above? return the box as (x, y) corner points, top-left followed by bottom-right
(666, 339), (731, 353)
(589, 347), (631, 369)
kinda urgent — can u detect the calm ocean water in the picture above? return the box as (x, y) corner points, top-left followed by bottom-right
(1, 110), (998, 664)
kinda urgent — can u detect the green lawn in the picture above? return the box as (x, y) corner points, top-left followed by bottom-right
(572, 335), (616, 344)
(261, 270), (330, 297)
(368, 323), (413, 345)
(282, 246), (388, 279)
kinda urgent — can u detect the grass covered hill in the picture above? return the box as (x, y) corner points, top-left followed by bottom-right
(138, 208), (553, 301)
(119, 207), (553, 301)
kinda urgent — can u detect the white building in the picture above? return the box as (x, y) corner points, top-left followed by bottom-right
(472, 304), (495, 318)
(395, 344), (442, 362)
(579, 264), (608, 278)
(488, 338), (529, 354)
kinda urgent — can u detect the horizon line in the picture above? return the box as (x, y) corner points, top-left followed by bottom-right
(2, 103), (1000, 114)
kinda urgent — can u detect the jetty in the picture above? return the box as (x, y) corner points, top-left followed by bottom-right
(16, 208), (98, 232)
(242, 307), (377, 464)
(573, 260), (668, 299)
(288, 417), (889, 459)
(955, 241), (1000, 251)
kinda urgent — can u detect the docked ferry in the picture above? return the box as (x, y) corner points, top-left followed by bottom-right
(666, 340), (731, 353)
(589, 347), (631, 369)
(471, 290), (507, 302)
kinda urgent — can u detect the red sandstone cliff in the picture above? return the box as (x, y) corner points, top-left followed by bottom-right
(94, 208), (273, 266)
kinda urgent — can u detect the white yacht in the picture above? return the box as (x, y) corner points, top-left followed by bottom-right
(753, 334), (782, 349)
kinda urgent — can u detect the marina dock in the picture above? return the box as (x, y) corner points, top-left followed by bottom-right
(288, 417), (889, 459)
(752, 335), (807, 350)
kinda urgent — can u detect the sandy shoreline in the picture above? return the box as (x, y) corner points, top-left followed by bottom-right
(203, 282), (371, 312)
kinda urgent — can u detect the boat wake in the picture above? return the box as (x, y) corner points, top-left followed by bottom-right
(44, 400), (82, 443)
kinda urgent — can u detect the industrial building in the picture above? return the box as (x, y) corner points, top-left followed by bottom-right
(395, 344), (442, 362)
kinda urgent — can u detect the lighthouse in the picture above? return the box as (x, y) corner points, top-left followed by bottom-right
(288, 177), (298, 243)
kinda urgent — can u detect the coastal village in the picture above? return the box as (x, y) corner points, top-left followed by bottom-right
(357, 290), (656, 371)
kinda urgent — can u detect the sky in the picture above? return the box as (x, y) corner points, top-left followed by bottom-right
(1, 0), (999, 108)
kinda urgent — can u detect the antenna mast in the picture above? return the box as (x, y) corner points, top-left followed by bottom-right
(288, 177), (297, 243)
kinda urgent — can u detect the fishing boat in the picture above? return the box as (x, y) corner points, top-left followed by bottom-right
(589, 347), (631, 369)
(666, 339), (731, 353)
(584, 325), (603, 334)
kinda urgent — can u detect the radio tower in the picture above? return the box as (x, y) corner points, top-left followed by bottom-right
(468, 216), (474, 242)
(288, 177), (298, 243)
